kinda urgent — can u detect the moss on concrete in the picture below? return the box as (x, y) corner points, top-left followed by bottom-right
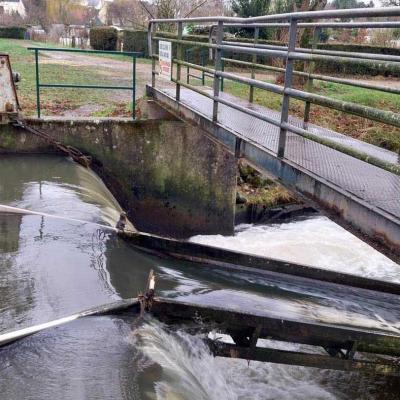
(0, 117), (236, 237)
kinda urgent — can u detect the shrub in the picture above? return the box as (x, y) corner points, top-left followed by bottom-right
(123, 30), (148, 56)
(90, 27), (118, 51)
(315, 43), (400, 77)
(0, 26), (26, 39)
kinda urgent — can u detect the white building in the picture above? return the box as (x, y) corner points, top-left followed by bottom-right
(0, 0), (26, 17)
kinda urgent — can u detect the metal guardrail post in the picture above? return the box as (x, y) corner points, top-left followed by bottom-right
(213, 21), (224, 122)
(249, 27), (259, 103)
(176, 22), (183, 101)
(303, 27), (320, 129)
(201, 51), (206, 85)
(221, 58), (225, 91)
(149, 23), (156, 88)
(186, 49), (190, 84)
(34, 49), (41, 119)
(278, 19), (298, 158)
(132, 56), (136, 120)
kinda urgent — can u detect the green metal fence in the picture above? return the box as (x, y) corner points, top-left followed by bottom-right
(28, 47), (142, 119)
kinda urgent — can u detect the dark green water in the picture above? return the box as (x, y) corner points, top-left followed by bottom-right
(0, 155), (399, 400)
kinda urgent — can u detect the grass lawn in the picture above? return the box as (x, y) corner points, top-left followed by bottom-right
(0, 39), (145, 117)
(3, 39), (399, 152)
(193, 68), (400, 153)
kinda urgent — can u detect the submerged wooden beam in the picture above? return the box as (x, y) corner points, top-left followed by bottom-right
(208, 341), (400, 377)
(119, 231), (400, 296)
(1, 296), (399, 376)
(151, 298), (400, 357)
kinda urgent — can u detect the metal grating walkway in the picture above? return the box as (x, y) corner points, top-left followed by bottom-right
(160, 87), (400, 221)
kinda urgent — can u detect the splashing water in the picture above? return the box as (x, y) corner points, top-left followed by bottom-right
(132, 320), (338, 400)
(191, 217), (400, 282)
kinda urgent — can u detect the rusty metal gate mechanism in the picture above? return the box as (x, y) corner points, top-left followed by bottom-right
(11, 118), (92, 168)
(0, 54), (20, 124)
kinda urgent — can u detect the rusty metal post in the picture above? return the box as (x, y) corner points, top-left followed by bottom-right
(303, 27), (320, 129)
(176, 21), (183, 102)
(278, 19), (298, 158)
(213, 21), (224, 122)
(249, 27), (259, 103)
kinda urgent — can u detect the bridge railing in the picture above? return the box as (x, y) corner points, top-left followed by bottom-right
(148, 7), (400, 174)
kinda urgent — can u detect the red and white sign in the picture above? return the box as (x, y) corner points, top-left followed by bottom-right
(159, 41), (172, 80)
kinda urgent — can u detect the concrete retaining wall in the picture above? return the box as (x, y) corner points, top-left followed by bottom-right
(0, 117), (237, 238)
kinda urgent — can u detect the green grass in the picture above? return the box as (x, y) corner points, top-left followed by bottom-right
(314, 81), (400, 112)
(191, 68), (400, 153)
(0, 39), (145, 117)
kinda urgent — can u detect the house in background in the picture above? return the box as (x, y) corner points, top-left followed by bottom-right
(0, 0), (26, 17)
(80, 0), (114, 24)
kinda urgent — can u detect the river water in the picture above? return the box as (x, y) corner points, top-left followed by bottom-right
(0, 154), (399, 400)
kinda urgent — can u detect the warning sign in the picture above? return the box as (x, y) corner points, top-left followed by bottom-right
(159, 41), (172, 80)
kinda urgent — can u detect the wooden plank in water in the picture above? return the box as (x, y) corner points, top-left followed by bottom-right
(120, 231), (400, 296)
(209, 341), (400, 377)
(152, 298), (400, 357)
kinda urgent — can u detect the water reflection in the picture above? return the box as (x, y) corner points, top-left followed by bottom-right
(0, 155), (399, 399)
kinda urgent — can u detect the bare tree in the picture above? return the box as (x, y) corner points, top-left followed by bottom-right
(381, 0), (400, 5)
(23, 0), (49, 27)
(106, 0), (155, 28)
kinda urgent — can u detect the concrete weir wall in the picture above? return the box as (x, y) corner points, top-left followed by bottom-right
(0, 116), (237, 238)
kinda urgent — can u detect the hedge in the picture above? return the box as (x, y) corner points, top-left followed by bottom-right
(123, 30), (148, 56)
(90, 27), (118, 51)
(0, 26), (26, 39)
(315, 43), (400, 77)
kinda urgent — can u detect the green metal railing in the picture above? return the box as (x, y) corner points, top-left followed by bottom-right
(28, 47), (142, 119)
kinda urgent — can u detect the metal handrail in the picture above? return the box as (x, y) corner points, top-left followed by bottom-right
(28, 47), (142, 119)
(150, 6), (400, 23)
(220, 57), (400, 95)
(216, 21), (400, 29)
(148, 7), (400, 166)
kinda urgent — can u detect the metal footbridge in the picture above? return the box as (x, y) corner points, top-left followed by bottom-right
(147, 6), (400, 253)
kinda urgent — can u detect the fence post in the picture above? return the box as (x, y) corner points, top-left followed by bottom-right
(213, 20), (224, 122)
(132, 56), (136, 120)
(249, 27), (259, 103)
(303, 27), (320, 129)
(176, 21), (183, 102)
(34, 49), (41, 119)
(186, 49), (190, 84)
(220, 58), (225, 91)
(278, 19), (297, 158)
(201, 51), (206, 85)
(148, 23), (156, 88)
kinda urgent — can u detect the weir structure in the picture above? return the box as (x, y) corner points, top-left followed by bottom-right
(1, 7), (400, 378)
(147, 6), (400, 253)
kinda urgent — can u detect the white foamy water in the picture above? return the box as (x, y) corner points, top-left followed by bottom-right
(133, 320), (338, 400)
(191, 216), (400, 282)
